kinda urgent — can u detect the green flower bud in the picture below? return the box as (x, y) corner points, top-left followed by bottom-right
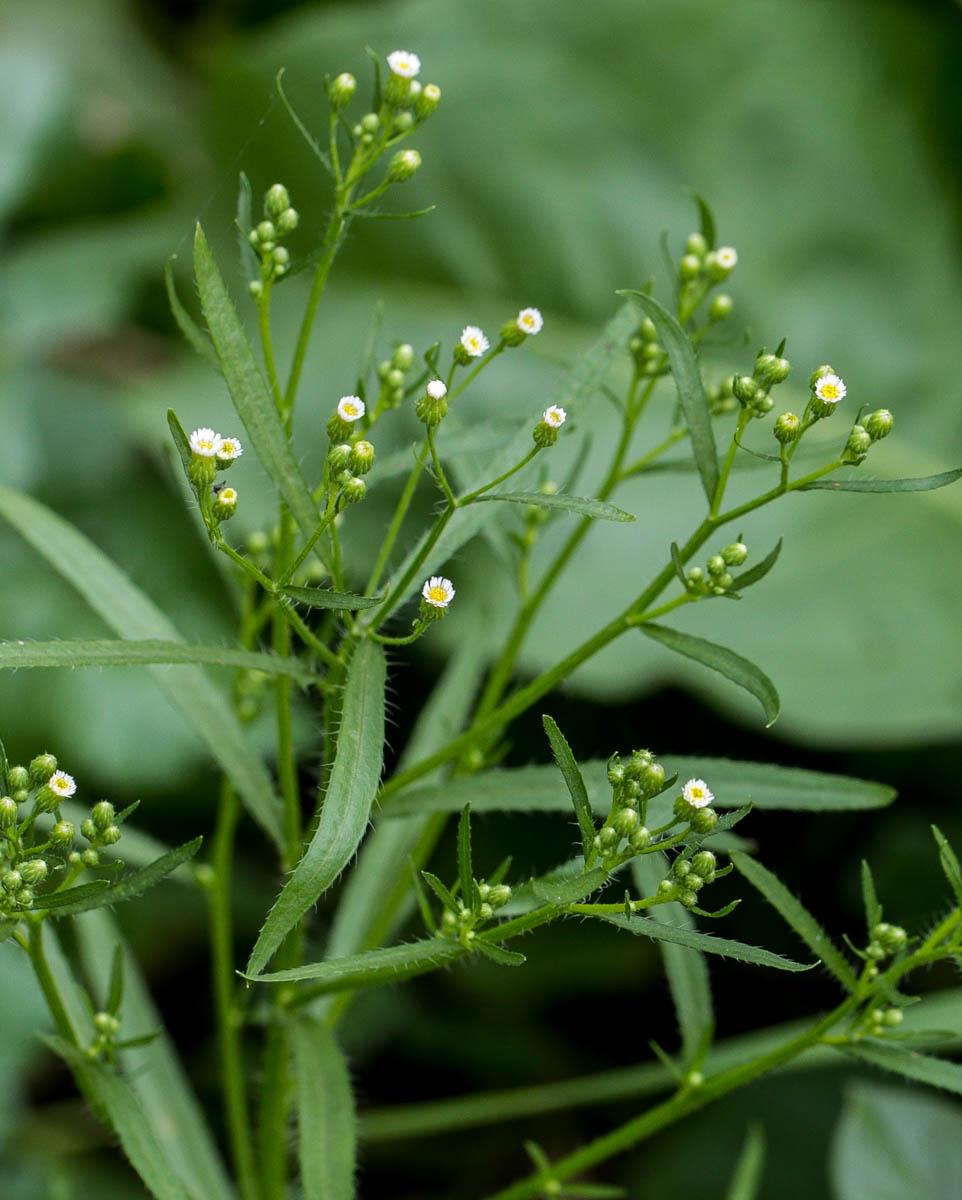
(690, 850), (716, 879)
(392, 110), (415, 134)
(340, 476), (367, 505)
(388, 149), (422, 182)
(687, 567), (704, 585)
(349, 440), (375, 475)
(7, 766), (29, 791)
(625, 749), (652, 780)
(598, 826), (619, 850)
(0, 797), (17, 827)
(15, 888), (34, 910)
(30, 754), (57, 786)
(276, 207), (299, 234)
(271, 246), (290, 274)
(872, 922), (907, 955)
(628, 826), (651, 852)
(51, 820), (74, 847)
(732, 375), (758, 405)
(774, 412), (801, 444)
(264, 184), (290, 219)
(101, 825), (121, 846)
(613, 808), (640, 838)
(607, 759), (625, 787)
(328, 443), (352, 473)
(212, 486), (238, 523)
(35, 786), (61, 814)
(672, 859), (691, 880)
(360, 112), (379, 134)
(82, 849), (99, 868)
(91, 802), (114, 831)
(864, 409), (894, 441)
(686, 872), (705, 891)
(705, 246), (738, 280)
(843, 425), (872, 464)
(685, 232), (708, 258)
(722, 541), (748, 566)
(81, 819), (96, 841)
(640, 762), (666, 796)
(532, 420), (558, 448)
(391, 388), (405, 406)
(415, 379), (448, 428)
(640, 317), (658, 343)
(487, 884), (512, 908)
(755, 354), (790, 387)
(622, 780), (642, 806)
(393, 343), (415, 371)
(678, 888), (699, 909)
(882, 1008), (903, 1027)
(94, 1011), (120, 1036)
(255, 220), (276, 246)
(414, 82), (441, 120)
(20, 859), (48, 886)
(752, 391), (774, 415)
(329, 72), (357, 109)
(679, 253), (702, 281)
(714, 572), (734, 591)
(809, 364), (835, 389)
(709, 293), (733, 322)
(689, 806), (718, 834)
(2, 871), (23, 893)
(248, 279), (262, 299)
(478, 902), (494, 921)
(656, 879), (675, 898)
(707, 555), (726, 577)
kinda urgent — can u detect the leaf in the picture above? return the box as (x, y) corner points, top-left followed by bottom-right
(0, 638), (318, 682)
(193, 224), (323, 548)
(243, 937), (466, 992)
(0, 483), (284, 851)
(533, 865), (609, 905)
(290, 1019), (355, 1200)
(39, 1036), (190, 1200)
(598, 913), (811, 971)
(279, 586), (382, 610)
(841, 1041), (962, 1099)
(729, 538), (783, 591)
(421, 870), (458, 914)
(235, 170), (259, 285)
(469, 492), (636, 522)
(247, 640), (386, 976)
(276, 69), (333, 175)
(0, 733), (9, 795)
(932, 825), (962, 908)
(861, 859), (882, 933)
(639, 623), (780, 726)
(686, 188), (716, 250)
(622, 290), (719, 504)
(41, 839), (203, 917)
(731, 851), (856, 989)
(164, 257), (219, 368)
(725, 1123), (766, 1200)
(800, 468), (962, 493)
(542, 715), (596, 859)
(166, 408), (194, 482)
(474, 940), (526, 966)
(670, 541), (688, 588)
(456, 804), (474, 909)
(106, 945), (125, 1015)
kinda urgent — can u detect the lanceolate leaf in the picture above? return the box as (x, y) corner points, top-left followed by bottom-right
(475, 940), (526, 967)
(841, 1041), (962, 1098)
(280, 586), (382, 610)
(457, 805), (473, 905)
(640, 623), (780, 726)
(726, 1124), (766, 1200)
(686, 188), (716, 250)
(40, 839), (203, 917)
(729, 538), (783, 591)
(470, 492), (635, 522)
(598, 913), (811, 971)
(861, 860), (882, 933)
(290, 1019), (355, 1200)
(542, 715), (596, 859)
(532, 865), (609, 905)
(0, 483), (284, 851)
(932, 825), (962, 908)
(243, 937), (466, 991)
(731, 851), (857, 989)
(800, 468), (962, 493)
(622, 290), (719, 503)
(166, 409), (194, 480)
(0, 638), (318, 682)
(164, 257), (219, 368)
(247, 640), (386, 976)
(193, 224), (322, 546)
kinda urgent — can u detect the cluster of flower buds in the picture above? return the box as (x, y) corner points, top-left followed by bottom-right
(376, 343), (415, 410)
(678, 233), (738, 323)
(660, 847), (719, 910)
(440, 877), (512, 945)
(596, 749), (669, 864)
(841, 406), (894, 466)
(732, 347), (791, 418)
(326, 396), (374, 504)
(686, 539), (748, 597)
(188, 427), (243, 526)
(629, 316), (665, 375)
(335, 50), (439, 168)
(866, 920), (908, 962)
(248, 183), (299, 289)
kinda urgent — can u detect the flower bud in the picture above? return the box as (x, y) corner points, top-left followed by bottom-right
(415, 379), (448, 428)
(248, 279), (262, 299)
(708, 294), (733, 322)
(843, 425), (872, 464)
(15, 889), (34, 910)
(689, 806), (718, 834)
(81, 819), (96, 841)
(732, 375), (758, 405)
(392, 343), (415, 371)
(640, 762), (666, 796)
(672, 859), (691, 879)
(752, 391), (774, 415)
(271, 246), (290, 274)
(264, 184), (290, 220)
(487, 884), (512, 908)
(774, 412), (801, 444)
(82, 849), (99, 868)
(607, 759), (625, 787)
(7, 765), (29, 791)
(388, 149), (422, 182)
(340, 476), (367, 505)
(678, 888), (699, 909)
(35, 786), (61, 814)
(91, 801), (115, 831)
(882, 1007), (903, 1027)
(713, 572), (733, 592)
(722, 541), (748, 566)
(0, 797), (17, 827)
(101, 825), (121, 846)
(707, 555), (726, 577)
(20, 859), (48, 886)
(685, 232), (708, 258)
(392, 110), (415, 134)
(51, 820), (74, 847)
(755, 354), (790, 387)
(639, 318), (658, 344)
(679, 253), (702, 281)
(622, 780), (642, 806)
(706, 246), (737, 280)
(276, 207), (299, 235)
(872, 922), (907, 955)
(629, 826), (651, 852)
(328, 443), (352, 473)
(2, 871), (23, 893)
(94, 1011), (120, 1036)
(415, 82), (441, 120)
(329, 72), (356, 109)
(360, 112), (379, 134)
(30, 754), (57, 786)
(864, 409), (893, 441)
(255, 220), (276, 246)
(212, 486), (238, 523)
(613, 808), (640, 838)
(690, 850), (716, 879)
(349, 440), (375, 475)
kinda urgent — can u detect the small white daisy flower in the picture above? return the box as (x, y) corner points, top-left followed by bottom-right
(337, 395), (366, 423)
(426, 379), (447, 400)
(217, 436), (243, 462)
(517, 307), (543, 335)
(682, 778), (713, 809)
(460, 326), (489, 358)
(421, 576), (455, 608)
(543, 405), (566, 429)
(814, 374), (847, 405)
(189, 427), (222, 458)
(387, 50), (421, 79)
(48, 770), (77, 799)
(715, 246), (738, 271)
(218, 486), (238, 506)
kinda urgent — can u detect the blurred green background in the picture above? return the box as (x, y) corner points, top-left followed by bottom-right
(1, 0), (960, 1196)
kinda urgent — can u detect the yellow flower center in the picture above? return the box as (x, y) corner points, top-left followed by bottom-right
(428, 586), (447, 604)
(820, 383), (839, 400)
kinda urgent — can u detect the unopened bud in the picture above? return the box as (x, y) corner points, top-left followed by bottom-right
(864, 409), (893, 441)
(82, 849), (100, 868)
(81, 819), (97, 841)
(641, 762), (666, 796)
(264, 184), (290, 219)
(340, 476), (367, 504)
(613, 808), (640, 838)
(755, 353), (790, 387)
(388, 149), (421, 182)
(329, 72), (356, 109)
(392, 343), (414, 370)
(690, 850), (716, 879)
(349, 440), (375, 475)
(628, 826), (651, 852)
(328, 443), (352, 473)
(774, 412), (801, 444)
(707, 555), (726, 577)
(732, 375), (758, 405)
(689, 807), (718, 834)
(685, 232), (708, 258)
(7, 766), (29, 791)
(0, 797), (17, 827)
(101, 825), (121, 846)
(277, 207), (299, 234)
(722, 541), (748, 566)
(392, 110), (414, 134)
(91, 802), (115, 831)
(679, 253), (702, 281)
(415, 82), (441, 120)
(2, 871), (23, 893)
(709, 294), (733, 322)
(843, 425), (872, 464)
(487, 884), (512, 908)
(30, 754), (57, 786)
(607, 759), (625, 787)
(51, 820), (74, 846)
(20, 859), (48, 886)
(360, 112), (379, 134)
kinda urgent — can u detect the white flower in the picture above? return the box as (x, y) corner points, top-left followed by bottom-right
(421, 575), (455, 608)
(426, 379), (447, 400)
(682, 778), (713, 809)
(460, 325), (489, 357)
(337, 395), (365, 423)
(715, 246), (738, 271)
(814, 373), (847, 405)
(48, 770), (77, 799)
(543, 405), (566, 429)
(217, 436), (243, 462)
(387, 50), (421, 79)
(517, 307), (543, 335)
(189, 427), (222, 458)
(218, 487), (238, 506)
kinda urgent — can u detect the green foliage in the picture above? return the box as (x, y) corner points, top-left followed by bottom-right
(290, 1020), (356, 1200)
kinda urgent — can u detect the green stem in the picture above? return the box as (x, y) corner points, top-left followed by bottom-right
(284, 214), (347, 413)
(427, 427), (457, 507)
(258, 1022), (291, 1200)
(26, 921), (78, 1044)
(458, 447), (540, 506)
(449, 342), (506, 400)
(365, 447), (427, 595)
(368, 501), (456, 629)
(257, 278), (285, 421)
(217, 538), (275, 592)
(710, 407), (751, 518)
(278, 603), (343, 670)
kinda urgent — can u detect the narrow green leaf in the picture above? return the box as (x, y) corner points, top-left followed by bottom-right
(622, 290), (719, 503)
(247, 641), (386, 976)
(106, 945), (125, 1015)
(726, 1123), (766, 1200)
(39, 1036), (190, 1200)
(166, 408), (194, 482)
(421, 871), (458, 913)
(842, 1041), (962, 1099)
(0, 638), (318, 682)
(932, 825), (962, 908)
(243, 937), (466, 991)
(35, 879), (112, 910)
(640, 622), (780, 726)
(290, 1019), (355, 1200)
(42, 838), (203, 917)
(164, 257), (219, 368)
(0, 733), (10, 795)
(731, 851), (856, 988)
(280, 586), (382, 611)
(354, 204), (437, 221)
(800, 468), (962, 493)
(729, 538), (783, 591)
(533, 865), (608, 905)
(861, 860), (882, 933)
(598, 913), (811, 970)
(686, 188), (716, 249)
(235, 170), (259, 284)
(457, 805), (473, 907)
(0, 483), (284, 851)
(670, 541), (688, 588)
(542, 715), (596, 859)
(193, 224), (322, 547)
(475, 940), (526, 967)
(276, 69), (333, 176)
(410, 860), (437, 934)
(470, 492), (635, 522)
